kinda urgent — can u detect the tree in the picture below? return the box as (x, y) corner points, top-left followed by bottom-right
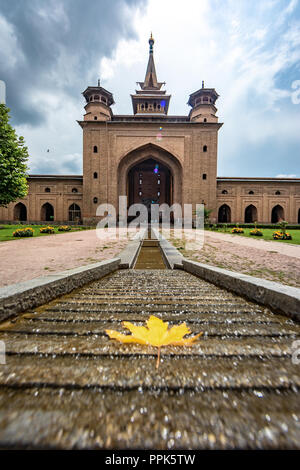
(0, 104), (29, 207)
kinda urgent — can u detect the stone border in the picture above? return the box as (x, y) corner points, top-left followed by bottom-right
(152, 229), (183, 269)
(118, 228), (147, 268)
(0, 258), (120, 322)
(182, 259), (300, 321)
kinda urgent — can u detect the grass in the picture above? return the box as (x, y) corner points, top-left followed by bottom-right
(0, 224), (89, 242)
(209, 228), (300, 245)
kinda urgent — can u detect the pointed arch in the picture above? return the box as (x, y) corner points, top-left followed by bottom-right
(218, 204), (231, 223)
(41, 203), (54, 222)
(271, 205), (284, 223)
(14, 202), (27, 221)
(68, 203), (81, 222)
(244, 204), (257, 223)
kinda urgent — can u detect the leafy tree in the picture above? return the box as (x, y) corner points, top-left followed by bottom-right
(0, 104), (29, 207)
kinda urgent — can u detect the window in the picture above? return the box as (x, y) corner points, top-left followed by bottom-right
(93, 197), (98, 204)
(94, 95), (100, 101)
(203, 145), (207, 152)
(157, 191), (160, 196)
(204, 118), (207, 122)
(45, 187), (51, 193)
(93, 146), (98, 153)
(94, 116), (98, 120)
(248, 190), (254, 195)
(222, 189), (228, 194)
(158, 179), (160, 185)
(275, 190), (281, 195)
(139, 191), (142, 196)
(202, 173), (207, 180)
(68, 203), (81, 222)
(93, 172), (98, 179)
(72, 188), (78, 193)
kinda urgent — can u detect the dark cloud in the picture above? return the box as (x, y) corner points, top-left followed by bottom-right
(0, 0), (146, 126)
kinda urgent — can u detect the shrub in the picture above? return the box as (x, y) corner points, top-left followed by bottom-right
(231, 227), (244, 234)
(58, 225), (71, 232)
(272, 231), (292, 240)
(13, 227), (34, 237)
(250, 228), (263, 236)
(40, 226), (55, 234)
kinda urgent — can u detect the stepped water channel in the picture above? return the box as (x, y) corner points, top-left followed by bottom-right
(0, 231), (299, 449)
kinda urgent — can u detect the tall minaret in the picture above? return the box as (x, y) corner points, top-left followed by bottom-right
(131, 34), (171, 115)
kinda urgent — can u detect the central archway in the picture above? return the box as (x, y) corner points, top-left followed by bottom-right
(118, 144), (182, 220)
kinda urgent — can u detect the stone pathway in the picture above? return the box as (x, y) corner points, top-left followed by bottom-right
(0, 229), (130, 288)
(0, 269), (299, 449)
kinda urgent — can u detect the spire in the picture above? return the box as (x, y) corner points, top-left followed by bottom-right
(137, 33), (164, 91)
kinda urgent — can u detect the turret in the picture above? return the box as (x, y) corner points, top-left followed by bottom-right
(188, 81), (219, 122)
(82, 80), (114, 121)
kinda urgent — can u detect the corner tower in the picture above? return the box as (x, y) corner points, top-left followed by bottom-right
(82, 80), (114, 121)
(131, 34), (171, 115)
(188, 81), (219, 123)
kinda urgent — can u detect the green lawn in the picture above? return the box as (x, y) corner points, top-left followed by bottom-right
(211, 228), (300, 245)
(0, 224), (90, 242)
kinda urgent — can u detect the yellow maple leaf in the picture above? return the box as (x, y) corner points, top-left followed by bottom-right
(105, 315), (203, 369)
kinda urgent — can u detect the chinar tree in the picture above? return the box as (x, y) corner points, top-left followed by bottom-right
(0, 104), (29, 207)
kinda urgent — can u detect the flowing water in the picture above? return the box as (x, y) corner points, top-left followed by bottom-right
(0, 242), (299, 449)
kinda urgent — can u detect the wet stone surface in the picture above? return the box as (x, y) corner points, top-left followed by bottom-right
(0, 269), (299, 449)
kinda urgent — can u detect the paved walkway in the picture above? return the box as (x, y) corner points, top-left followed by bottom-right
(0, 229), (130, 288)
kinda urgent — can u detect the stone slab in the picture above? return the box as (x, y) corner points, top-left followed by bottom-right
(0, 258), (120, 322)
(182, 259), (300, 321)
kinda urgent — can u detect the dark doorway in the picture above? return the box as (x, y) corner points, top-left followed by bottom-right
(271, 205), (284, 223)
(298, 208), (300, 224)
(245, 205), (257, 223)
(127, 158), (171, 221)
(41, 203), (54, 222)
(218, 204), (231, 223)
(69, 203), (81, 222)
(14, 203), (27, 221)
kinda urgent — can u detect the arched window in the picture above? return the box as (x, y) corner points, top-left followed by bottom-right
(222, 189), (228, 194)
(93, 146), (98, 153)
(93, 172), (98, 179)
(275, 190), (281, 195)
(298, 208), (300, 224)
(271, 205), (284, 223)
(218, 204), (231, 223)
(203, 145), (207, 152)
(14, 202), (27, 221)
(145, 102), (148, 110)
(94, 116), (98, 120)
(204, 118), (207, 122)
(93, 197), (98, 204)
(68, 203), (81, 222)
(45, 187), (51, 193)
(94, 95), (100, 101)
(202, 173), (207, 180)
(101, 96), (107, 103)
(72, 188), (78, 193)
(248, 190), (254, 195)
(41, 203), (54, 222)
(245, 205), (257, 223)
(141, 104), (144, 110)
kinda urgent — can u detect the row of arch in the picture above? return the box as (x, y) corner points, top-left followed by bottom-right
(218, 204), (299, 223)
(13, 203), (81, 222)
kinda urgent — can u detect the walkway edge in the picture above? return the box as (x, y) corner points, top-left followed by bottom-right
(0, 258), (120, 322)
(182, 259), (300, 321)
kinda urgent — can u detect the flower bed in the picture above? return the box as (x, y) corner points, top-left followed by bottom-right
(58, 225), (71, 232)
(272, 231), (292, 240)
(40, 226), (55, 234)
(231, 227), (244, 234)
(250, 228), (263, 236)
(13, 227), (34, 237)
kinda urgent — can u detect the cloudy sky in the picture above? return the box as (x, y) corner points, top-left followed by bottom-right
(0, 0), (300, 177)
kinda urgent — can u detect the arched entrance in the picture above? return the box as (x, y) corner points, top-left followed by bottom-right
(271, 205), (284, 223)
(118, 144), (182, 222)
(127, 158), (171, 218)
(14, 203), (27, 221)
(69, 203), (81, 222)
(245, 204), (257, 223)
(218, 204), (231, 223)
(41, 203), (54, 222)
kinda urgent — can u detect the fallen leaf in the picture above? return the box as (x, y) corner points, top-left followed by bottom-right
(106, 315), (203, 369)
